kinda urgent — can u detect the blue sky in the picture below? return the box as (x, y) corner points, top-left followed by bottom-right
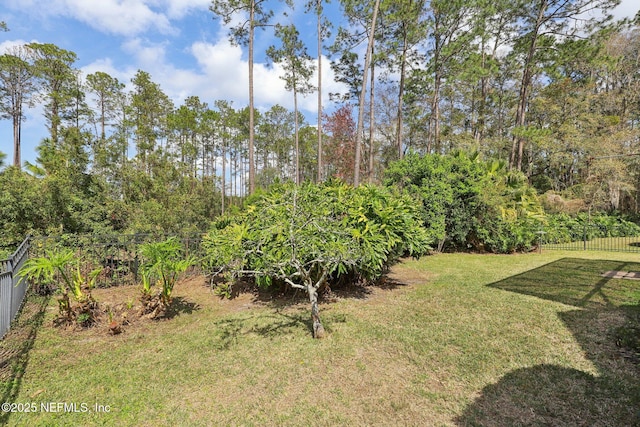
(0, 0), (348, 165)
(0, 0), (638, 166)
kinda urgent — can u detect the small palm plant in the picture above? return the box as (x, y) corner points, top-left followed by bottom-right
(139, 237), (193, 316)
(19, 249), (102, 325)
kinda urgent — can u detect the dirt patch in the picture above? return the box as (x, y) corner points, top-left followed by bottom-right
(35, 263), (430, 339)
(385, 264), (431, 286)
(46, 274), (261, 338)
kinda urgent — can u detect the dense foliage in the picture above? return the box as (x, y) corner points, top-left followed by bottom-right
(544, 213), (640, 244)
(1, 5), (639, 225)
(384, 151), (545, 253)
(202, 180), (430, 337)
(0, 158), (220, 251)
(2, 13), (640, 250)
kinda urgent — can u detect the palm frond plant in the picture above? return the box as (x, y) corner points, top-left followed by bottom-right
(18, 249), (102, 326)
(138, 237), (194, 316)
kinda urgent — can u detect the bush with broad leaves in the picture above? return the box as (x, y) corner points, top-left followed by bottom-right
(202, 180), (431, 338)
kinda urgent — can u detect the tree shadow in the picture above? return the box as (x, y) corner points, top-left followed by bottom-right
(456, 258), (640, 426)
(0, 292), (50, 425)
(205, 267), (412, 339)
(487, 258), (640, 309)
(207, 307), (350, 344)
(250, 310), (311, 337)
(159, 296), (200, 320)
(454, 363), (639, 426)
(207, 311), (310, 348)
(212, 270), (411, 307)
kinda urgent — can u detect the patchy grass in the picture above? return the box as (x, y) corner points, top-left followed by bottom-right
(0, 251), (639, 426)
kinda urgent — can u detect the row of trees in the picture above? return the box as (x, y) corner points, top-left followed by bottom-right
(210, 0), (640, 192)
(1, 3), (640, 247)
(0, 46), (363, 248)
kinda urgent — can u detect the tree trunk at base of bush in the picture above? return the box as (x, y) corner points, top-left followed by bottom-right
(307, 284), (326, 339)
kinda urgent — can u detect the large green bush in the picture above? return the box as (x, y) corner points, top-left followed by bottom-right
(0, 167), (49, 248)
(384, 151), (545, 253)
(202, 180), (430, 338)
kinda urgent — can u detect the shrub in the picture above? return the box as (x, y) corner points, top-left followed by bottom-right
(202, 180), (430, 338)
(543, 212), (640, 244)
(384, 151), (545, 253)
(18, 249), (101, 326)
(138, 237), (194, 316)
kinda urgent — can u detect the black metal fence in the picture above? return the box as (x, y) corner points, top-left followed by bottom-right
(30, 233), (206, 288)
(540, 223), (640, 253)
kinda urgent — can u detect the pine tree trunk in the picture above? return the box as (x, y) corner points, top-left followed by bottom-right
(354, 0), (381, 187)
(13, 107), (21, 167)
(248, 1), (256, 194)
(221, 130), (226, 215)
(316, 2), (323, 183)
(431, 74), (441, 153)
(396, 32), (408, 160)
(511, 0), (547, 171)
(368, 57), (375, 184)
(294, 79), (300, 185)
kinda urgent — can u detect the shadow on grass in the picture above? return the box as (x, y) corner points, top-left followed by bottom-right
(209, 309), (350, 347)
(487, 258), (640, 308)
(0, 292), (50, 425)
(456, 258), (640, 426)
(454, 363), (639, 426)
(208, 311), (309, 349)
(160, 296), (200, 320)
(216, 268), (411, 306)
(248, 273), (406, 337)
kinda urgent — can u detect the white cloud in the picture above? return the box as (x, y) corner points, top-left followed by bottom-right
(3, 0), (347, 122)
(191, 40), (251, 102)
(191, 40), (347, 116)
(191, 39), (299, 108)
(5, 0), (174, 36)
(122, 38), (169, 68)
(163, 0), (212, 19)
(81, 58), (124, 79)
(80, 58), (137, 90)
(69, 0), (175, 36)
(0, 39), (37, 54)
(80, 36), (348, 119)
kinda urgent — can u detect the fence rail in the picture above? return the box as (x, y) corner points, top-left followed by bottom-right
(541, 223), (640, 253)
(0, 236), (31, 339)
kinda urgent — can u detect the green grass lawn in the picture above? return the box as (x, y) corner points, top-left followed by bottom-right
(1, 250), (639, 426)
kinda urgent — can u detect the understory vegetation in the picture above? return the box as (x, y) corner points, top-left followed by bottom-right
(7, 151), (640, 340)
(384, 151), (546, 253)
(17, 237), (195, 334)
(2, 251), (639, 426)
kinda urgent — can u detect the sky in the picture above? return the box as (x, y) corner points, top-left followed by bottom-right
(0, 0), (639, 166)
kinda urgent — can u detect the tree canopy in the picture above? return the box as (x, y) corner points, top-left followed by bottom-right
(1, 2), (640, 249)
